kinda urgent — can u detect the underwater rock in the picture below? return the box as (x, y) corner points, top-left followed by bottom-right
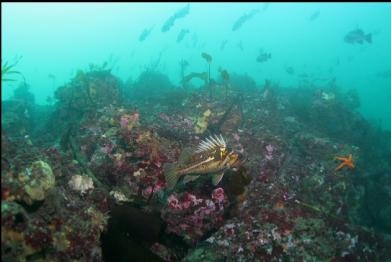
(162, 189), (227, 246)
(119, 112), (140, 131)
(183, 245), (221, 262)
(54, 69), (122, 115)
(220, 104), (242, 134)
(68, 174), (94, 195)
(101, 203), (165, 261)
(22, 161), (55, 205)
(129, 70), (176, 104)
(194, 109), (212, 134)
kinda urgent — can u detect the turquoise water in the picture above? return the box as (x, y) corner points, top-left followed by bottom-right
(2, 3), (391, 261)
(2, 2), (391, 127)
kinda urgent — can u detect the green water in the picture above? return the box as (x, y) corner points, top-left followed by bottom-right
(2, 2), (391, 129)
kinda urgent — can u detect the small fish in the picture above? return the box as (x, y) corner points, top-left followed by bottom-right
(309, 10), (320, 21)
(179, 59), (189, 69)
(220, 40), (228, 51)
(164, 135), (242, 189)
(256, 49), (271, 63)
(177, 28), (189, 43)
(285, 66), (295, 75)
(376, 70), (391, 79)
(161, 4), (190, 33)
(139, 26), (153, 42)
(219, 68), (230, 81)
(344, 28), (372, 44)
(232, 9), (259, 31)
(191, 33), (198, 48)
(237, 41), (244, 51)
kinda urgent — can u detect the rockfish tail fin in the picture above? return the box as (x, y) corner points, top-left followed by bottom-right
(164, 163), (179, 189)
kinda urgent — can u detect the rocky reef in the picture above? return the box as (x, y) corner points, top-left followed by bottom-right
(2, 68), (391, 261)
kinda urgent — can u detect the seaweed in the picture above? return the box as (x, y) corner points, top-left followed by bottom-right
(201, 52), (213, 97)
(1, 56), (24, 83)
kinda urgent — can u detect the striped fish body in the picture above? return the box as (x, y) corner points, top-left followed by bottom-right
(165, 135), (241, 189)
(175, 149), (228, 176)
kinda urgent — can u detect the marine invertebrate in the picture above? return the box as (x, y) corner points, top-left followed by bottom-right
(23, 161), (55, 204)
(68, 174), (94, 195)
(335, 154), (354, 171)
(163, 189), (227, 244)
(194, 109), (212, 134)
(119, 112), (139, 130)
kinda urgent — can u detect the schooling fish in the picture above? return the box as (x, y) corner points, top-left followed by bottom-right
(344, 28), (372, 44)
(309, 10), (320, 21)
(232, 9), (259, 31)
(256, 49), (271, 63)
(220, 40), (228, 51)
(164, 135), (242, 189)
(161, 4), (190, 33)
(177, 28), (189, 43)
(139, 26), (154, 42)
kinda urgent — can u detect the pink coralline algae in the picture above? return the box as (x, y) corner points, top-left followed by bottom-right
(163, 188), (227, 244)
(120, 115), (130, 129)
(159, 112), (171, 122)
(167, 193), (203, 210)
(265, 144), (275, 160)
(211, 187), (225, 203)
(100, 143), (114, 155)
(141, 181), (165, 200)
(130, 112), (140, 122)
(167, 194), (181, 209)
(120, 112), (139, 130)
(183, 118), (194, 129)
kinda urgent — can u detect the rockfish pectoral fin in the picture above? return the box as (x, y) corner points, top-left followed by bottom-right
(183, 175), (200, 184)
(164, 163), (179, 189)
(212, 172), (224, 186)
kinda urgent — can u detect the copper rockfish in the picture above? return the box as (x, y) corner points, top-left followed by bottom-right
(164, 134), (242, 189)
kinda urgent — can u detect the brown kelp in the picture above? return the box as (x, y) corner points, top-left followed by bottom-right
(201, 52), (213, 96)
(219, 68), (230, 99)
(179, 59), (189, 89)
(181, 71), (208, 87)
(1, 57), (23, 82)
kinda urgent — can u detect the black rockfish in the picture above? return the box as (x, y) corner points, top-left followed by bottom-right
(344, 28), (372, 44)
(164, 135), (242, 189)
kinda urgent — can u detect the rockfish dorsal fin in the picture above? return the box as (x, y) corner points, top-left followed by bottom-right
(195, 134), (226, 153)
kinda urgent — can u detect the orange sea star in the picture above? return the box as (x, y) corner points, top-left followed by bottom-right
(335, 154), (355, 171)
